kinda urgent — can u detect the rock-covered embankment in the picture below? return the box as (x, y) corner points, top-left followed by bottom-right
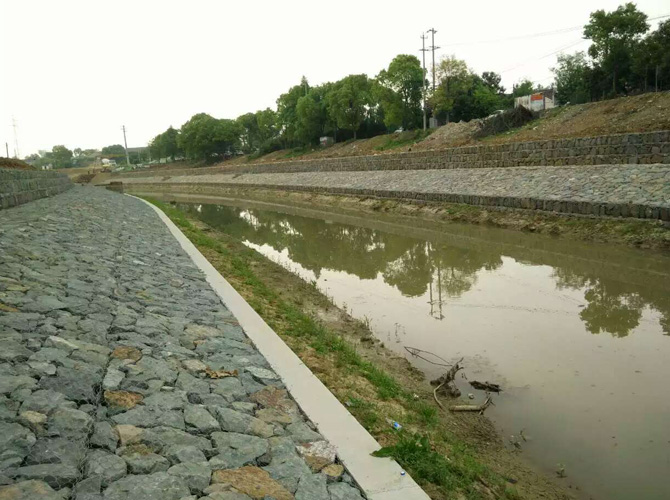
(0, 187), (364, 500)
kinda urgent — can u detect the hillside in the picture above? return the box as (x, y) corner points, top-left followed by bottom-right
(221, 91), (670, 166)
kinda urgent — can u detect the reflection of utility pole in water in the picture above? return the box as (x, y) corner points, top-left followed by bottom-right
(426, 243), (445, 320)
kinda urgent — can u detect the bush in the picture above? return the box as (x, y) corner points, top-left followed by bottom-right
(474, 106), (536, 139)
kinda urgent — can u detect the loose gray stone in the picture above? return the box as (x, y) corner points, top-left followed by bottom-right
(20, 390), (75, 415)
(295, 473), (328, 500)
(210, 407), (273, 438)
(8, 463), (80, 489)
(0, 376), (38, 395)
(184, 406), (219, 433)
(26, 438), (86, 466)
(287, 422), (322, 443)
(0, 342), (34, 362)
(102, 471), (190, 500)
(111, 407), (185, 430)
(163, 445), (207, 465)
(244, 366), (279, 381)
(328, 482), (364, 500)
(122, 452), (170, 474)
(0, 422), (36, 470)
(48, 408), (93, 440)
(102, 369), (125, 390)
(89, 422), (118, 451)
(40, 368), (98, 403)
(167, 462), (211, 494)
(85, 450), (127, 487)
(0, 479), (63, 499)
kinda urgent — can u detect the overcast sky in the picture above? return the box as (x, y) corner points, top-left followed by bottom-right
(1, 0), (668, 156)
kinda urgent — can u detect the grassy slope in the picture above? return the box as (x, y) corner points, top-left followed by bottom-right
(146, 197), (576, 500)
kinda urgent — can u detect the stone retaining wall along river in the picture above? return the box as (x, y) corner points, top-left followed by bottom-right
(0, 168), (72, 209)
(107, 163), (670, 221)
(112, 130), (670, 180)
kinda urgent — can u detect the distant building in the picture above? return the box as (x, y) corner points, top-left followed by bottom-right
(319, 136), (335, 147)
(514, 89), (556, 112)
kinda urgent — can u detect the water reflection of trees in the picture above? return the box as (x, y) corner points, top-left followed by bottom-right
(553, 268), (670, 337)
(190, 204), (503, 301)
(187, 204), (670, 337)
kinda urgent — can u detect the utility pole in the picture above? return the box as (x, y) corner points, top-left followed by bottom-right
(5, 142), (9, 158)
(12, 118), (20, 158)
(428, 28), (439, 92)
(122, 125), (131, 165)
(420, 33), (428, 131)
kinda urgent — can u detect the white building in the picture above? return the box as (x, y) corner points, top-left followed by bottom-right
(514, 89), (556, 112)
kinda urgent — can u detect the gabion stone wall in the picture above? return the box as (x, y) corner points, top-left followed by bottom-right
(0, 169), (73, 209)
(112, 130), (670, 179)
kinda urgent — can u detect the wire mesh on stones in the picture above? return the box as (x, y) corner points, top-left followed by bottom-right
(0, 186), (363, 499)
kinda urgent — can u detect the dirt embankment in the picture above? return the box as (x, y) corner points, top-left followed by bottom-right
(220, 91), (670, 166)
(0, 158), (35, 170)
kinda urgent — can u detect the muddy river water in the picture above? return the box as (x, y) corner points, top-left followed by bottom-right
(178, 198), (670, 500)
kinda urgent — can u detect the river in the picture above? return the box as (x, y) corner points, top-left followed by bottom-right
(176, 198), (670, 500)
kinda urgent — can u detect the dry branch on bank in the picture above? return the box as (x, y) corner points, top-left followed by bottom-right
(449, 395), (493, 414)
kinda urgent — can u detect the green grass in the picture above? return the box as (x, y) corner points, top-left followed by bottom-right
(143, 197), (516, 499)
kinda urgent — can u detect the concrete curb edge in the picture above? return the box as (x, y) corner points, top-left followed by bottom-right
(132, 195), (431, 500)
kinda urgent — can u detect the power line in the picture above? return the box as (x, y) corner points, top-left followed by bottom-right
(500, 39), (588, 74)
(442, 13), (670, 48)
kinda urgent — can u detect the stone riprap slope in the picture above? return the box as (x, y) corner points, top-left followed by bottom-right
(111, 130), (670, 180)
(0, 169), (72, 209)
(0, 187), (363, 500)
(111, 164), (670, 221)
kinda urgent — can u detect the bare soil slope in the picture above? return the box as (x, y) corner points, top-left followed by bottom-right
(221, 91), (670, 167)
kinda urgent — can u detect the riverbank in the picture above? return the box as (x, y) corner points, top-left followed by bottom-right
(144, 197), (579, 500)
(132, 185), (670, 251)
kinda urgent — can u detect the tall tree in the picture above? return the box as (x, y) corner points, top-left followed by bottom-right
(178, 113), (242, 160)
(376, 55), (423, 130)
(430, 56), (471, 122)
(101, 144), (125, 156)
(553, 52), (592, 104)
(584, 2), (649, 94)
(50, 145), (73, 168)
(512, 79), (535, 97)
(326, 75), (371, 139)
(276, 77), (309, 147)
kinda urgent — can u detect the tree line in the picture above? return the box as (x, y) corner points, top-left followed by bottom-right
(148, 53), (520, 162)
(553, 3), (670, 104)
(26, 3), (669, 166)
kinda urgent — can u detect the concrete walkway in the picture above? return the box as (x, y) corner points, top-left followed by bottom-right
(0, 187), (406, 499)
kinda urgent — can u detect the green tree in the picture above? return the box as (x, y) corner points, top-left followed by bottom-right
(584, 2), (649, 94)
(276, 77), (309, 147)
(481, 71), (505, 94)
(237, 113), (260, 153)
(553, 52), (592, 104)
(375, 55), (423, 130)
(512, 79), (535, 97)
(50, 145), (73, 168)
(178, 113), (242, 160)
(295, 93), (324, 145)
(430, 56), (471, 122)
(101, 144), (125, 155)
(326, 75), (371, 139)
